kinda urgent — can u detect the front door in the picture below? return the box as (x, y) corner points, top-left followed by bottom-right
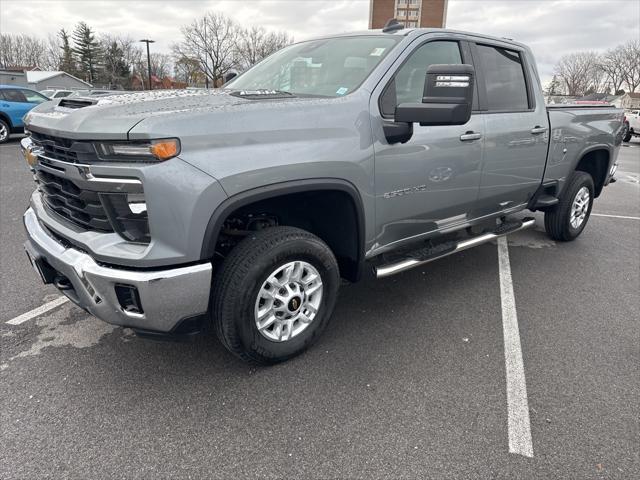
(371, 39), (484, 254)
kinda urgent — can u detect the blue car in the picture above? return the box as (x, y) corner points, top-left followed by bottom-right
(0, 85), (49, 143)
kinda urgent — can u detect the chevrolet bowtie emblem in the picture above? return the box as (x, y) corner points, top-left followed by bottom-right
(23, 145), (43, 168)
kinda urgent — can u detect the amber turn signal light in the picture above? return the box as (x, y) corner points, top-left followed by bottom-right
(150, 139), (180, 160)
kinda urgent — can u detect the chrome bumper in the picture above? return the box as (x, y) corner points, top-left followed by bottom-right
(23, 207), (212, 332)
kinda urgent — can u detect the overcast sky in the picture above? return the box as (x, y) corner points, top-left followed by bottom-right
(1, 0), (638, 84)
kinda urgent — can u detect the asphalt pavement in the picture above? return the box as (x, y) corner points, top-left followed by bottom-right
(1, 136), (638, 479)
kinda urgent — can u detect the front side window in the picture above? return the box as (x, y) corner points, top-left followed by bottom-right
(476, 45), (529, 111)
(23, 89), (49, 104)
(226, 36), (400, 98)
(3, 89), (28, 103)
(380, 40), (463, 116)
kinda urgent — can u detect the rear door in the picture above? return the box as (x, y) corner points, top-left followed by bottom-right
(473, 42), (548, 211)
(371, 37), (485, 253)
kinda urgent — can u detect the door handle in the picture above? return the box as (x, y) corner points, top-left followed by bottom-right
(460, 132), (482, 141)
(1, 103), (9, 108)
(530, 126), (548, 134)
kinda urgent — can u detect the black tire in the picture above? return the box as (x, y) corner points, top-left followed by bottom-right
(544, 171), (594, 241)
(0, 118), (10, 144)
(623, 132), (632, 142)
(211, 226), (340, 364)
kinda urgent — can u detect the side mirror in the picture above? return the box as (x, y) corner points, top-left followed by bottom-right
(395, 64), (474, 126)
(223, 71), (238, 84)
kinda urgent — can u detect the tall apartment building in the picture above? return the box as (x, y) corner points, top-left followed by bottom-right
(369, 0), (448, 29)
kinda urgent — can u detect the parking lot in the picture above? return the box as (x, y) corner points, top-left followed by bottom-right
(1, 137), (638, 479)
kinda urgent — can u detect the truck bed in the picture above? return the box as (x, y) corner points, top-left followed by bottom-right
(544, 105), (624, 194)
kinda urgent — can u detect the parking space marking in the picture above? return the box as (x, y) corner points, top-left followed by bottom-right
(592, 213), (640, 220)
(497, 236), (534, 458)
(5, 296), (68, 325)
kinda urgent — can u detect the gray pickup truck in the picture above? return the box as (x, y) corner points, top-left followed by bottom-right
(21, 24), (623, 364)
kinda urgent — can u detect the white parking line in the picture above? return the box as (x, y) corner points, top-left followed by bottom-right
(592, 213), (640, 220)
(5, 296), (68, 325)
(497, 236), (534, 458)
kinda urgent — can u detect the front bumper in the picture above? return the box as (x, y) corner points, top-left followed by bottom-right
(23, 207), (212, 332)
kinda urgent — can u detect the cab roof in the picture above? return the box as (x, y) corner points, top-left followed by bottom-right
(312, 27), (529, 51)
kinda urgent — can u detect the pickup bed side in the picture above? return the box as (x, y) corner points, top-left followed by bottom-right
(546, 105), (621, 197)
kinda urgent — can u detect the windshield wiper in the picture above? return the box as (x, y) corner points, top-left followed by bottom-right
(230, 89), (296, 99)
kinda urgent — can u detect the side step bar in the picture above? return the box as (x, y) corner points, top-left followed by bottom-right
(376, 218), (536, 278)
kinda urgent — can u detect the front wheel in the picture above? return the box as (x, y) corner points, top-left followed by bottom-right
(544, 171), (594, 241)
(623, 131), (632, 142)
(0, 119), (9, 144)
(211, 226), (340, 364)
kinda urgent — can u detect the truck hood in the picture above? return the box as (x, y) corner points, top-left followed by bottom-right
(24, 89), (260, 140)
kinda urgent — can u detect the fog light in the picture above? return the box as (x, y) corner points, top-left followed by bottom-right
(115, 284), (143, 315)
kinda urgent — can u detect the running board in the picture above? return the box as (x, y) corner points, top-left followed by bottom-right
(375, 218), (536, 278)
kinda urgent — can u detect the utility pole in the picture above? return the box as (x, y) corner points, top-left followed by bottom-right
(139, 39), (155, 90)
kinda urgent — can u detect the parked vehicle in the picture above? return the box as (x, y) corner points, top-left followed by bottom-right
(21, 24), (624, 364)
(0, 85), (49, 143)
(39, 89), (74, 99)
(624, 110), (640, 142)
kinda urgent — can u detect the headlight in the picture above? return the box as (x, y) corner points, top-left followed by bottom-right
(94, 138), (180, 162)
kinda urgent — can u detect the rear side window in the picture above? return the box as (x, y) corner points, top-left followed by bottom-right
(476, 45), (529, 111)
(23, 90), (49, 104)
(380, 41), (463, 117)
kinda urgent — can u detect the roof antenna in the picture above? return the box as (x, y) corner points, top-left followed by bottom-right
(382, 18), (404, 33)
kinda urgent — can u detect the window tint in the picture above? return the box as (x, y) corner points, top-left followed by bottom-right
(23, 90), (49, 104)
(380, 41), (462, 116)
(3, 89), (28, 102)
(476, 45), (529, 111)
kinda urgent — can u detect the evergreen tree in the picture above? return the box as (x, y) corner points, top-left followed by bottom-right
(58, 29), (76, 74)
(546, 75), (562, 96)
(72, 22), (101, 83)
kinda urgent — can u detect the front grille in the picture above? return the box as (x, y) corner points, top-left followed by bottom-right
(35, 170), (113, 232)
(30, 131), (96, 163)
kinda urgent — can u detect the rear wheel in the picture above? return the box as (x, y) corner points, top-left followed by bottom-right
(544, 171), (594, 241)
(623, 131), (632, 142)
(211, 226), (340, 364)
(0, 119), (9, 144)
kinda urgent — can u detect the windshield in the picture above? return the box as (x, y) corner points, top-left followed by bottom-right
(227, 36), (400, 98)
(39, 90), (53, 98)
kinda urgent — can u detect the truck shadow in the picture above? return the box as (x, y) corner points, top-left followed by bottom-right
(63, 242), (503, 392)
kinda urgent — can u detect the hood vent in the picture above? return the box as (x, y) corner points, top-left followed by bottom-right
(57, 98), (96, 109)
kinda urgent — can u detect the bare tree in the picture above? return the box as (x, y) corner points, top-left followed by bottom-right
(599, 46), (626, 94)
(172, 12), (241, 85)
(235, 26), (293, 70)
(0, 33), (50, 68)
(554, 52), (601, 96)
(174, 56), (203, 85)
(620, 40), (640, 92)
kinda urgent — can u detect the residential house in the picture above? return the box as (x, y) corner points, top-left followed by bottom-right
(618, 92), (640, 110)
(0, 68), (91, 90)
